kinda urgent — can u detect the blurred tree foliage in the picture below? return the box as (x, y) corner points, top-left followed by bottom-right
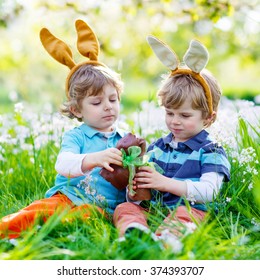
(0, 0), (260, 112)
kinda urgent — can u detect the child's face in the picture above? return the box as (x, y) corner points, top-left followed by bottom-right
(73, 84), (120, 132)
(165, 98), (209, 142)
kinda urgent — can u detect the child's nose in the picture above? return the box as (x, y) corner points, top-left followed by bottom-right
(104, 101), (112, 110)
(172, 116), (181, 124)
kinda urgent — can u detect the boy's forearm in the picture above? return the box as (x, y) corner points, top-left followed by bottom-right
(81, 153), (98, 172)
(163, 177), (188, 197)
(55, 151), (86, 177)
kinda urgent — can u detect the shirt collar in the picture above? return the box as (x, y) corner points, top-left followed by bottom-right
(162, 133), (173, 146)
(163, 130), (210, 150)
(185, 130), (210, 150)
(78, 123), (125, 138)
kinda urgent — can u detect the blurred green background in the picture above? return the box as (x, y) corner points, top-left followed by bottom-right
(1, 0), (260, 114)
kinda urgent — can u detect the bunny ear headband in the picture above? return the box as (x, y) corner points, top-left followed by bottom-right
(147, 36), (213, 115)
(39, 19), (105, 100)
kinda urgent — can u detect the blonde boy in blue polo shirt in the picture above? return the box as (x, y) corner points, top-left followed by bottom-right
(113, 37), (230, 248)
(0, 20), (128, 239)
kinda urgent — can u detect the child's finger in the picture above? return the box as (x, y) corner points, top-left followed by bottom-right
(103, 162), (114, 172)
(134, 183), (150, 189)
(111, 158), (123, 166)
(138, 166), (152, 172)
(110, 148), (122, 156)
(135, 177), (150, 185)
(135, 171), (149, 178)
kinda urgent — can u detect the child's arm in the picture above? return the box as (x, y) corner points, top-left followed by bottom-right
(55, 151), (89, 177)
(135, 166), (188, 197)
(55, 148), (122, 178)
(135, 166), (224, 202)
(186, 172), (224, 202)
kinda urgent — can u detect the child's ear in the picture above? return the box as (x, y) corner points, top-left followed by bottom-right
(204, 111), (216, 126)
(70, 105), (82, 118)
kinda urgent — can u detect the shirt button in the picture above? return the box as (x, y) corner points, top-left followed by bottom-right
(173, 155), (177, 159)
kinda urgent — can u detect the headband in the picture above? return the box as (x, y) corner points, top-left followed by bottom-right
(39, 19), (106, 100)
(147, 36), (213, 115)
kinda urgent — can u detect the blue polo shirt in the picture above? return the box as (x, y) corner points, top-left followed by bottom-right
(45, 124), (127, 213)
(148, 130), (230, 211)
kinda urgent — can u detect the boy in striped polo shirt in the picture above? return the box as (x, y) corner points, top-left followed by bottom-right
(113, 37), (230, 249)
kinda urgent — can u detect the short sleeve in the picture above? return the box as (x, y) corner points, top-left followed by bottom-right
(201, 145), (231, 182)
(59, 129), (84, 154)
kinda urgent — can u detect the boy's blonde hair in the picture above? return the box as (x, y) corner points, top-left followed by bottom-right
(158, 69), (221, 123)
(60, 64), (123, 121)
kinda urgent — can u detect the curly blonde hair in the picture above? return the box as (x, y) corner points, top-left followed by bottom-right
(60, 64), (124, 122)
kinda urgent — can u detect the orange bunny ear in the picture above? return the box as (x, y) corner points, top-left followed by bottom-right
(76, 19), (99, 61)
(39, 28), (76, 69)
(40, 19), (106, 100)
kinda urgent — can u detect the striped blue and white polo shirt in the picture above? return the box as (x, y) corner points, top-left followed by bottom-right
(147, 130), (231, 211)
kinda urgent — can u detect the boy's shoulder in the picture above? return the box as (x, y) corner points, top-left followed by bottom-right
(195, 134), (228, 158)
(150, 137), (165, 147)
(63, 125), (84, 137)
(147, 135), (170, 151)
(201, 141), (227, 156)
(185, 130), (224, 150)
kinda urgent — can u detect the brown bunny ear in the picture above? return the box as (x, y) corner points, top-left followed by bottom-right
(39, 28), (76, 69)
(75, 19), (99, 61)
(40, 19), (106, 100)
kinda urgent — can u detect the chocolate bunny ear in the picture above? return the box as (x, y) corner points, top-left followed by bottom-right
(40, 19), (105, 100)
(39, 28), (76, 69)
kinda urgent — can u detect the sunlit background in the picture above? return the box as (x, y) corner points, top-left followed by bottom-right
(1, 0), (260, 114)
(0, 1), (260, 261)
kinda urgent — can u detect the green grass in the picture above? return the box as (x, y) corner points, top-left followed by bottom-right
(0, 106), (259, 260)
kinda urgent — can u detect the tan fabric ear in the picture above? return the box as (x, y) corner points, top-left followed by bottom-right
(39, 28), (76, 69)
(183, 40), (209, 73)
(147, 35), (213, 115)
(147, 35), (179, 70)
(76, 19), (99, 61)
(40, 19), (107, 100)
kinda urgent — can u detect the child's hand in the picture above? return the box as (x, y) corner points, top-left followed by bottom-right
(134, 166), (168, 192)
(135, 167), (188, 196)
(96, 148), (123, 172)
(82, 148), (122, 172)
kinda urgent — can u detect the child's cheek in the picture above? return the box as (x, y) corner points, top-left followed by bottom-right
(185, 122), (197, 130)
